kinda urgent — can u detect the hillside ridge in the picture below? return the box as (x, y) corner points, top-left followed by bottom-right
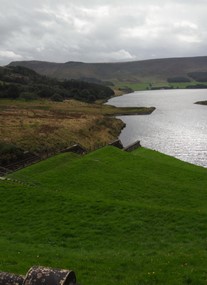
(8, 56), (207, 82)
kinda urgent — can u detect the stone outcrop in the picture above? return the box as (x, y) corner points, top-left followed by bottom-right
(0, 266), (77, 285)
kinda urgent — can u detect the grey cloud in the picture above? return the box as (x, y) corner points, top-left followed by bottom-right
(0, 0), (207, 65)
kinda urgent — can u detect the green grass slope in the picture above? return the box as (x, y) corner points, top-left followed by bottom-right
(0, 147), (207, 284)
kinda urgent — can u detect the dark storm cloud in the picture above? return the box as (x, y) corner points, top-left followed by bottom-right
(0, 0), (207, 65)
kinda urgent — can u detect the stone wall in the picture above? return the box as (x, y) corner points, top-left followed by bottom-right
(61, 144), (86, 155)
(124, 140), (141, 152)
(108, 139), (123, 149)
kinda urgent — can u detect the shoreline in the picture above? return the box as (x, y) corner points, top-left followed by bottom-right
(104, 88), (156, 116)
(195, 100), (207, 105)
(106, 106), (156, 116)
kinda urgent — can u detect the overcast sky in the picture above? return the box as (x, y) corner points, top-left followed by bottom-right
(1, 0), (207, 65)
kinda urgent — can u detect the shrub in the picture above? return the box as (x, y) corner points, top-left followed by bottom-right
(0, 142), (23, 165)
(51, 93), (64, 102)
(19, 92), (39, 101)
(6, 85), (20, 99)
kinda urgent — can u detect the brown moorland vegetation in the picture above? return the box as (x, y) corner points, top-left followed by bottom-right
(0, 99), (154, 155)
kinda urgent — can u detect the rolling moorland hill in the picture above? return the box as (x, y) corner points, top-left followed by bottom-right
(1, 146), (207, 285)
(8, 56), (207, 83)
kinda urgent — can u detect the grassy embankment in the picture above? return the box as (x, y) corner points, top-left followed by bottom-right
(0, 99), (154, 153)
(115, 81), (207, 91)
(1, 146), (207, 284)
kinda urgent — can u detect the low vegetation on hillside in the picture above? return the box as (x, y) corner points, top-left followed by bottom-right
(115, 80), (207, 91)
(0, 147), (207, 284)
(0, 98), (154, 159)
(0, 66), (114, 103)
(0, 99), (123, 156)
(0, 65), (155, 160)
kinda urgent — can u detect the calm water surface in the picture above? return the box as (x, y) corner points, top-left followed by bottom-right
(107, 89), (207, 168)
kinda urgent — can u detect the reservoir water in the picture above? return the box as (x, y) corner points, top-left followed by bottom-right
(107, 89), (207, 168)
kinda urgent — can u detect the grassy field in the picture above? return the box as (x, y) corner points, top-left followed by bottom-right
(1, 147), (207, 284)
(0, 99), (154, 153)
(115, 81), (207, 91)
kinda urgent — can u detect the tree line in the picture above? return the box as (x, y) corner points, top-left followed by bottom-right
(0, 66), (114, 102)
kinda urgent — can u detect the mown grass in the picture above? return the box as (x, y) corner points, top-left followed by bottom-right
(1, 147), (207, 284)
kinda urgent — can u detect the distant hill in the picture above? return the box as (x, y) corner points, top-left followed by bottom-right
(8, 56), (207, 82)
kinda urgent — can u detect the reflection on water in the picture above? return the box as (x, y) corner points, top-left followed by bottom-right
(107, 89), (207, 168)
